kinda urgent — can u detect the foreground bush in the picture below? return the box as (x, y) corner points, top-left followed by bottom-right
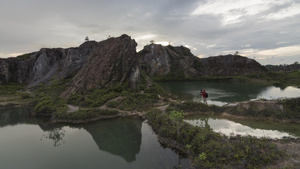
(147, 109), (285, 169)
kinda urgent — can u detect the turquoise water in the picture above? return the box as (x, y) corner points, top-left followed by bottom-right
(0, 106), (191, 169)
(158, 81), (300, 105)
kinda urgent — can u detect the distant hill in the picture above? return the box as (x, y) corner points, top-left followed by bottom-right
(138, 44), (267, 79)
(1, 34), (267, 96)
(265, 62), (300, 72)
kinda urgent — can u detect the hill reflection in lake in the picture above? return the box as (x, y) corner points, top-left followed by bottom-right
(0, 106), (191, 169)
(82, 118), (142, 162)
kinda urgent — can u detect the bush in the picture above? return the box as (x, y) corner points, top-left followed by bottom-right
(20, 93), (31, 99)
(146, 108), (285, 168)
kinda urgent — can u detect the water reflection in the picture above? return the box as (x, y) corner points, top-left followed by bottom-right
(41, 127), (66, 147)
(158, 81), (300, 105)
(82, 118), (142, 162)
(185, 115), (300, 139)
(0, 106), (35, 127)
(0, 106), (191, 169)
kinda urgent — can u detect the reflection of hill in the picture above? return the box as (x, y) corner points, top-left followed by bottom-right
(1, 106), (143, 162)
(0, 106), (36, 127)
(82, 118), (142, 162)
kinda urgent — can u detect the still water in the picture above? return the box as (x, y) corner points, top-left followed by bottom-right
(158, 81), (300, 105)
(0, 106), (191, 169)
(185, 115), (300, 139)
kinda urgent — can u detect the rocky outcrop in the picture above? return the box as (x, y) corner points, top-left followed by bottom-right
(0, 56), (35, 84)
(0, 41), (96, 87)
(198, 54), (267, 76)
(28, 41), (96, 87)
(61, 34), (140, 97)
(1, 34), (267, 89)
(138, 44), (199, 78)
(139, 45), (267, 78)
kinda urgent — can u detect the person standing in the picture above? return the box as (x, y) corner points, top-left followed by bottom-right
(200, 89), (207, 104)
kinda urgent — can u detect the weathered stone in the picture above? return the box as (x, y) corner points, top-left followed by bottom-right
(139, 44), (199, 77)
(61, 34), (140, 97)
(139, 45), (267, 78)
(199, 54), (267, 76)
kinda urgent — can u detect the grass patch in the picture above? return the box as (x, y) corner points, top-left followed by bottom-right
(146, 109), (286, 168)
(0, 83), (25, 96)
(166, 101), (223, 114)
(16, 52), (35, 61)
(33, 79), (69, 117)
(279, 97), (300, 119)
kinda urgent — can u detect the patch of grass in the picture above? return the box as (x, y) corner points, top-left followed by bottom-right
(0, 103), (18, 108)
(146, 109), (286, 168)
(74, 85), (125, 107)
(118, 92), (160, 111)
(16, 52), (34, 61)
(0, 83), (25, 96)
(19, 93), (31, 99)
(33, 79), (69, 117)
(279, 97), (300, 119)
(166, 101), (223, 114)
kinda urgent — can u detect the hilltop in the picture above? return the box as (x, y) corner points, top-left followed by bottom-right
(0, 34), (267, 88)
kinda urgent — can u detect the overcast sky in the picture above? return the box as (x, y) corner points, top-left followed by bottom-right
(1, 0), (299, 65)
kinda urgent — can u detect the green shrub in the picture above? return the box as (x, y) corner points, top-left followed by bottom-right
(146, 108), (285, 168)
(19, 93), (31, 99)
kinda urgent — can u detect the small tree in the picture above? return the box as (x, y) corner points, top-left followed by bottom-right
(85, 36), (89, 42)
(234, 51), (239, 56)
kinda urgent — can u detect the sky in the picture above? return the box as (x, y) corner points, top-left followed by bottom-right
(0, 0), (299, 65)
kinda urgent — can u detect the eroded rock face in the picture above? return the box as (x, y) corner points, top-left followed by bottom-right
(139, 45), (267, 78)
(0, 41), (96, 87)
(61, 34), (140, 97)
(28, 41), (96, 87)
(0, 57), (35, 84)
(139, 44), (199, 77)
(199, 55), (267, 76)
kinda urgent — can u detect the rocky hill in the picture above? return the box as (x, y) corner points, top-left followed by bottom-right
(62, 34), (140, 97)
(0, 41), (97, 87)
(138, 44), (267, 78)
(138, 44), (200, 78)
(199, 54), (267, 76)
(1, 34), (267, 93)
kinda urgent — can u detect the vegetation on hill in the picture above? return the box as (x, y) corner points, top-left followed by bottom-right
(0, 83), (32, 108)
(147, 109), (285, 168)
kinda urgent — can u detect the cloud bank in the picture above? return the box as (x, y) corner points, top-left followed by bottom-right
(0, 0), (299, 65)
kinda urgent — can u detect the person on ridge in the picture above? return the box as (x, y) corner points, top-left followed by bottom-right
(200, 89), (207, 104)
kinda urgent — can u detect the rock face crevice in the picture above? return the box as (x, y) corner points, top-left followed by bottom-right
(61, 34), (140, 97)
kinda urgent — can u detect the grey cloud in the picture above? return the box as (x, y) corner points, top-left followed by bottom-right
(0, 0), (299, 64)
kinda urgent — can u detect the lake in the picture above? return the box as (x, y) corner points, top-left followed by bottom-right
(0, 106), (192, 169)
(185, 115), (300, 139)
(158, 81), (300, 105)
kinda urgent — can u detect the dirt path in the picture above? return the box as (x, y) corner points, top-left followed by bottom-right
(67, 104), (79, 112)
